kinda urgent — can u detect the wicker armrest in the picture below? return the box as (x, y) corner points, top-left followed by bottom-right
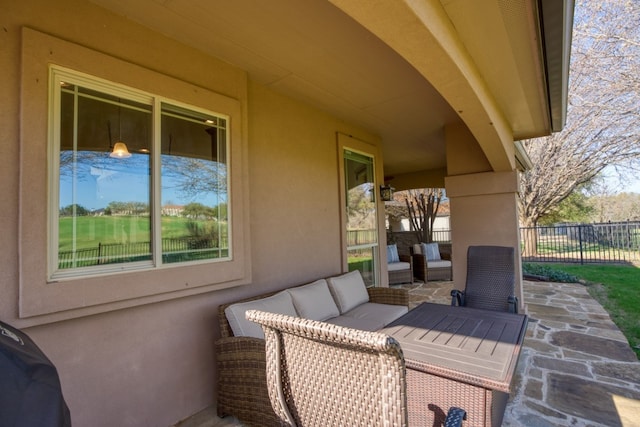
(399, 254), (413, 265)
(412, 253), (427, 268)
(367, 287), (409, 307)
(215, 336), (279, 426)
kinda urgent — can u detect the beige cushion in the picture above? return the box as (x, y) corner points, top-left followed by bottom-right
(225, 291), (298, 339)
(326, 303), (408, 331)
(387, 261), (411, 272)
(427, 260), (451, 268)
(287, 279), (340, 321)
(413, 244), (422, 255)
(327, 270), (370, 313)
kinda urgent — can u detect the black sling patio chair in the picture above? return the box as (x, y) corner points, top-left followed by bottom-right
(451, 245), (519, 313)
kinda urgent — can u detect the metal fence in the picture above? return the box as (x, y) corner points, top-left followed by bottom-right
(58, 237), (227, 269)
(520, 221), (640, 265)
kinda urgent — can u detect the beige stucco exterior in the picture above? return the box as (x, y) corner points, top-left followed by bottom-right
(1, 0), (571, 425)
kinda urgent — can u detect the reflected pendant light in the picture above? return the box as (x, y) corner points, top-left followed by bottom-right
(110, 100), (132, 159)
(110, 142), (131, 159)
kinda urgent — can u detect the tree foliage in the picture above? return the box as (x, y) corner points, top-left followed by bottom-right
(182, 202), (216, 220)
(59, 204), (90, 217)
(386, 188), (444, 243)
(105, 201), (149, 216)
(162, 156), (227, 201)
(537, 189), (594, 225)
(347, 184), (376, 229)
(519, 0), (640, 228)
(588, 192), (640, 222)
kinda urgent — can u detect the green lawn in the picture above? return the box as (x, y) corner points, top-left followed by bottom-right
(524, 262), (640, 359)
(59, 215), (222, 250)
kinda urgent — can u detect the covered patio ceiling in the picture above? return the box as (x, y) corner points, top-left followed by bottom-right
(91, 0), (572, 180)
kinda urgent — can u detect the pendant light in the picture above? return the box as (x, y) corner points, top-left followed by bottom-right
(110, 142), (131, 158)
(110, 100), (132, 159)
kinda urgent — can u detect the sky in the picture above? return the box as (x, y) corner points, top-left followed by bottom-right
(60, 153), (220, 210)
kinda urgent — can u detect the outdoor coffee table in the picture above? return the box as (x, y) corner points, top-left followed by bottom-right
(379, 302), (528, 427)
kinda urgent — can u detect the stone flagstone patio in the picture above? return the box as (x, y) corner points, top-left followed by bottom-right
(405, 279), (640, 427)
(179, 280), (640, 427)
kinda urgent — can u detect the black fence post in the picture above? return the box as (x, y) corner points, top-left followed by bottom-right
(578, 225), (584, 265)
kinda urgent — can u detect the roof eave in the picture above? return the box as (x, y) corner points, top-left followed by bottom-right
(540, 0), (575, 132)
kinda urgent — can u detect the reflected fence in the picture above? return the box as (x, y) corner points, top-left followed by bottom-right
(520, 221), (640, 264)
(58, 236), (227, 268)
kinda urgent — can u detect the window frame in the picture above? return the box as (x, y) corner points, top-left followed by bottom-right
(336, 133), (387, 288)
(48, 67), (232, 280)
(19, 28), (250, 324)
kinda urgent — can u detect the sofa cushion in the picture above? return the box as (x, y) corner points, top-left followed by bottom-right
(287, 279), (340, 321)
(327, 270), (370, 313)
(421, 242), (441, 261)
(387, 261), (411, 272)
(225, 291), (298, 339)
(326, 302), (408, 331)
(386, 244), (400, 263)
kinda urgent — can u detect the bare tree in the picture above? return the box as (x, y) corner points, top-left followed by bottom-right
(387, 189), (444, 243)
(519, 0), (640, 254)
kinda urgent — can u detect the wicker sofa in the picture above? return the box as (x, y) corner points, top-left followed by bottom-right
(215, 271), (410, 426)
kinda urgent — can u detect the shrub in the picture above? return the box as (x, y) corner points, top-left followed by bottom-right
(522, 263), (579, 283)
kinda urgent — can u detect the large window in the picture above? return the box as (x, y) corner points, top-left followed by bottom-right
(50, 67), (229, 279)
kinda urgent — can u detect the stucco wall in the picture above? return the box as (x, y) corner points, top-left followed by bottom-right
(1, 1), (379, 425)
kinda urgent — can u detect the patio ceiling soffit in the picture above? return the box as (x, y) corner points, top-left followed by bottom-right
(328, 0), (516, 173)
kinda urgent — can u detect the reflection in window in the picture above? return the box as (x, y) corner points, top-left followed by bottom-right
(160, 104), (228, 263)
(344, 150), (378, 286)
(53, 69), (229, 277)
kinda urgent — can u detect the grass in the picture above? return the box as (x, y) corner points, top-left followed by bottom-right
(59, 216), (222, 250)
(524, 262), (640, 359)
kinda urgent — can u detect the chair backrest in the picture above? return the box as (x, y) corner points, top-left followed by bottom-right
(246, 310), (408, 427)
(464, 245), (516, 312)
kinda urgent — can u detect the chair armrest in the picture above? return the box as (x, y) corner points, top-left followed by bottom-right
(445, 407), (467, 427)
(367, 287), (409, 307)
(508, 295), (519, 314)
(450, 289), (465, 307)
(411, 253), (428, 282)
(215, 336), (281, 425)
(398, 254), (413, 266)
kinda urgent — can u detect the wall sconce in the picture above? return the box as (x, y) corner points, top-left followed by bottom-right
(380, 185), (394, 201)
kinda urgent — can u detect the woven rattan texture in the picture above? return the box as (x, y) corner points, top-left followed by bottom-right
(411, 250), (452, 282)
(248, 311), (408, 427)
(215, 282), (409, 426)
(388, 254), (414, 285)
(464, 246), (515, 312)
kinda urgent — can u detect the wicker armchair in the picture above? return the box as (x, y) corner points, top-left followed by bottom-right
(451, 245), (518, 313)
(411, 243), (452, 282)
(388, 254), (414, 285)
(246, 310), (467, 427)
(215, 286), (409, 426)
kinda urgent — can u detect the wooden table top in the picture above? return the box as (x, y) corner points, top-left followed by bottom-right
(380, 302), (528, 392)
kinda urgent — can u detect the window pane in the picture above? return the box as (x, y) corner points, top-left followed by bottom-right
(344, 150), (378, 285)
(58, 84), (152, 270)
(160, 103), (229, 263)
(347, 247), (375, 287)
